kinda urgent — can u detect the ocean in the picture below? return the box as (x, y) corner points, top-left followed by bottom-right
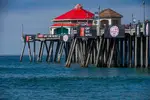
(0, 56), (150, 100)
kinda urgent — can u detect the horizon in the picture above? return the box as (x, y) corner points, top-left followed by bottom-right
(0, 0), (150, 55)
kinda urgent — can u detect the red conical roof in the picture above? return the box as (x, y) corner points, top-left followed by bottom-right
(53, 4), (94, 21)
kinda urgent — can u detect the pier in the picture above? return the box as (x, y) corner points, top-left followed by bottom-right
(20, 4), (150, 68)
(20, 22), (150, 68)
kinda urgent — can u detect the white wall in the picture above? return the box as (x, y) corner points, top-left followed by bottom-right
(94, 18), (122, 26)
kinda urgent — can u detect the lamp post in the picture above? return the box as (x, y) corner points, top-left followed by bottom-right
(94, 6), (101, 36)
(98, 6), (101, 36)
(132, 14), (136, 28)
(143, 0), (146, 35)
(140, 0), (145, 67)
(143, 0), (145, 23)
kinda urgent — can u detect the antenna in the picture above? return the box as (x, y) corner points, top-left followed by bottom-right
(21, 24), (25, 41)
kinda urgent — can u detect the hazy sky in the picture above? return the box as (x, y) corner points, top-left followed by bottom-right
(0, 0), (150, 55)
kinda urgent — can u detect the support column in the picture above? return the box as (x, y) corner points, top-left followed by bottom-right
(95, 37), (102, 67)
(54, 41), (60, 62)
(145, 37), (149, 68)
(57, 42), (64, 63)
(141, 36), (143, 67)
(85, 40), (93, 67)
(20, 42), (26, 62)
(27, 42), (32, 62)
(129, 35), (132, 67)
(47, 41), (54, 62)
(65, 38), (77, 67)
(107, 39), (115, 68)
(134, 36), (137, 67)
(33, 41), (36, 62)
(37, 41), (43, 62)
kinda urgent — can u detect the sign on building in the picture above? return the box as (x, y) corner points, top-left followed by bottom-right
(63, 35), (69, 42)
(25, 35), (36, 42)
(110, 26), (119, 37)
(104, 25), (125, 38)
(80, 27), (85, 36)
(77, 26), (97, 37)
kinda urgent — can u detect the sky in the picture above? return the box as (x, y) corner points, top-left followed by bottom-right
(0, 0), (150, 55)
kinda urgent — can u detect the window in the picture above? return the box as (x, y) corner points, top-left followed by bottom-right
(112, 20), (119, 25)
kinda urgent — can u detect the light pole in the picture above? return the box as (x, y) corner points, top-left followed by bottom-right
(94, 6), (101, 36)
(143, 0), (145, 23)
(143, 0), (146, 35)
(98, 6), (101, 36)
(132, 14), (136, 28)
(95, 6), (101, 36)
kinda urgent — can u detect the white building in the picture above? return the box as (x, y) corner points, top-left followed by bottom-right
(95, 8), (123, 28)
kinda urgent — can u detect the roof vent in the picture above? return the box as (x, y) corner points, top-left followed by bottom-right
(74, 4), (83, 9)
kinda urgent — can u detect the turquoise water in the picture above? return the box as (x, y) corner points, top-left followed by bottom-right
(0, 56), (150, 100)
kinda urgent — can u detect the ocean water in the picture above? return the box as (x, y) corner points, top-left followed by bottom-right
(0, 56), (150, 100)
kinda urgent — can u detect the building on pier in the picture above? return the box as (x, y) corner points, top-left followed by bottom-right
(95, 8), (123, 28)
(50, 4), (123, 35)
(51, 4), (94, 35)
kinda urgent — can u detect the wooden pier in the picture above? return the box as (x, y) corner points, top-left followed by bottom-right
(20, 21), (150, 68)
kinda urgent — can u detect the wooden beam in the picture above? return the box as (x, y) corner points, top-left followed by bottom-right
(27, 42), (32, 62)
(20, 42), (26, 62)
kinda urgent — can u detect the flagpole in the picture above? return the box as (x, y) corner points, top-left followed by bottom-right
(143, 0), (145, 23)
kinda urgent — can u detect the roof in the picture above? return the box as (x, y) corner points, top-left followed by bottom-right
(100, 8), (123, 18)
(52, 23), (93, 27)
(53, 4), (94, 21)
